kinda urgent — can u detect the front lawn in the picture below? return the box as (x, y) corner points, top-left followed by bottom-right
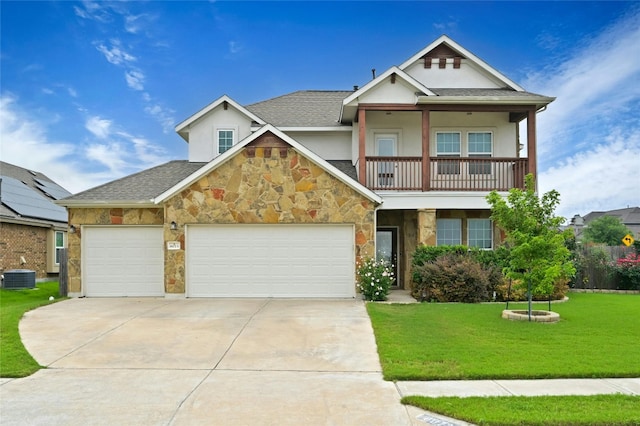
(402, 394), (640, 426)
(367, 293), (640, 381)
(0, 282), (63, 378)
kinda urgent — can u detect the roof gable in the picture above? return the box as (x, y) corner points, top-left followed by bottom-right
(175, 95), (266, 141)
(399, 35), (525, 91)
(154, 124), (381, 204)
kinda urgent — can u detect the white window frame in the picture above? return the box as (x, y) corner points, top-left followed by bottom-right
(468, 132), (493, 175)
(215, 127), (237, 155)
(54, 230), (65, 265)
(467, 219), (493, 249)
(436, 218), (462, 246)
(435, 132), (461, 175)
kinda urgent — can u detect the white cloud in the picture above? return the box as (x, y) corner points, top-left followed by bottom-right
(67, 87), (78, 98)
(95, 40), (136, 65)
(525, 9), (640, 164)
(125, 69), (145, 90)
(0, 95), (105, 193)
(525, 8), (640, 219)
(539, 131), (639, 220)
(144, 102), (176, 134)
(85, 142), (128, 174)
(85, 116), (112, 139)
(124, 13), (153, 34)
(0, 95), (169, 194)
(74, 0), (111, 23)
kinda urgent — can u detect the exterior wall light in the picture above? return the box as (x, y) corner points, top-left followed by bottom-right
(69, 225), (76, 233)
(170, 221), (178, 231)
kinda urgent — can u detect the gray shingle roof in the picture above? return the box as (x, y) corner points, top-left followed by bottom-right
(60, 161), (206, 203)
(327, 160), (357, 182)
(246, 91), (353, 127)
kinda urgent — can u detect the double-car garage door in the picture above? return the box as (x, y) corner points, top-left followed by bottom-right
(83, 225), (355, 298)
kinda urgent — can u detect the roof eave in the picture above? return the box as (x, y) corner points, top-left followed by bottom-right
(55, 200), (158, 208)
(416, 95), (556, 107)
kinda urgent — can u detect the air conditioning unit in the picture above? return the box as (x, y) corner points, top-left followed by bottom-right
(2, 269), (36, 289)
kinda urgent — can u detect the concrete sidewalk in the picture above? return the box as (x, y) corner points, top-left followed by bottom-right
(397, 377), (640, 398)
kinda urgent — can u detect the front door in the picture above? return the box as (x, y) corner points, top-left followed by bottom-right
(376, 227), (399, 287)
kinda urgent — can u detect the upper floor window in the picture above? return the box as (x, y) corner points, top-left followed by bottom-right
(468, 219), (493, 249)
(468, 132), (492, 175)
(436, 132), (461, 174)
(217, 129), (234, 154)
(436, 218), (461, 246)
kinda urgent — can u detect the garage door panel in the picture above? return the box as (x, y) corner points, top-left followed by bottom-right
(84, 227), (164, 297)
(186, 225), (355, 298)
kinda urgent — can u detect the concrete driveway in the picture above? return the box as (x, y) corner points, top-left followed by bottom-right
(0, 298), (432, 425)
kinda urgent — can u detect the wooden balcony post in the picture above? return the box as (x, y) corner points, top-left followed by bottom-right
(422, 109), (430, 191)
(358, 108), (366, 185)
(527, 108), (537, 188)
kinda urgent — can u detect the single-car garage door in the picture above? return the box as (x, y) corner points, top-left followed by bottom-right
(186, 224), (355, 298)
(83, 226), (164, 297)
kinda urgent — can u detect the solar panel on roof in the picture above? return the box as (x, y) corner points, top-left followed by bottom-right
(0, 176), (68, 222)
(34, 177), (72, 200)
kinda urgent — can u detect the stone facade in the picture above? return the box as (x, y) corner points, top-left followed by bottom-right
(66, 136), (376, 296)
(66, 208), (163, 294)
(164, 138), (376, 294)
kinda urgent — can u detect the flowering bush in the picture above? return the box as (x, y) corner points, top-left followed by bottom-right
(613, 252), (640, 290)
(357, 258), (395, 301)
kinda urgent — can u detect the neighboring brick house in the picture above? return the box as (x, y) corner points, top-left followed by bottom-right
(1, 161), (71, 279)
(58, 35), (554, 298)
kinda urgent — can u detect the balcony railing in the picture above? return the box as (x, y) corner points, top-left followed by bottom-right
(365, 157), (528, 191)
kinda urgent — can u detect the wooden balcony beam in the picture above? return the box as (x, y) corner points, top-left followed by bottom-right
(359, 103), (537, 113)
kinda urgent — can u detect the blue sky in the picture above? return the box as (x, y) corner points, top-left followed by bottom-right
(1, 1), (638, 220)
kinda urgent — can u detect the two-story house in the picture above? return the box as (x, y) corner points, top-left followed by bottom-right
(58, 35), (554, 298)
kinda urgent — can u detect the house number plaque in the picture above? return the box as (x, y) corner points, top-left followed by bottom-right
(167, 241), (181, 250)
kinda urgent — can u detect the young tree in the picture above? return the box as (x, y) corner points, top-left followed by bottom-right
(582, 215), (633, 246)
(487, 174), (575, 318)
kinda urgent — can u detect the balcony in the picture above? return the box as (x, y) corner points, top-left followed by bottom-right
(364, 157), (528, 191)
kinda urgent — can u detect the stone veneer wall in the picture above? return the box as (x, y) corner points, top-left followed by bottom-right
(164, 146), (376, 294)
(66, 208), (164, 294)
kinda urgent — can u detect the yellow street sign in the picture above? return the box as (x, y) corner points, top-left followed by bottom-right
(622, 234), (634, 247)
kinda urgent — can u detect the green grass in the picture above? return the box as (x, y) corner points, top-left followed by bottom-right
(0, 282), (64, 378)
(367, 293), (640, 381)
(402, 394), (640, 426)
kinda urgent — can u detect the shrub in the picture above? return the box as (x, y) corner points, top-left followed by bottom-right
(357, 258), (395, 301)
(495, 278), (569, 301)
(411, 253), (493, 303)
(411, 245), (468, 267)
(612, 253), (640, 290)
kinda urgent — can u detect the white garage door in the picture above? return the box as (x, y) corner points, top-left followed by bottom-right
(186, 224), (355, 298)
(83, 227), (164, 297)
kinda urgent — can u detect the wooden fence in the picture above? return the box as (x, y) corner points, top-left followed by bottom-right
(572, 245), (635, 290)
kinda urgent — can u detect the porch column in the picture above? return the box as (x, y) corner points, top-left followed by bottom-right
(358, 108), (366, 185)
(526, 108), (537, 189)
(417, 208), (437, 246)
(422, 109), (430, 191)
